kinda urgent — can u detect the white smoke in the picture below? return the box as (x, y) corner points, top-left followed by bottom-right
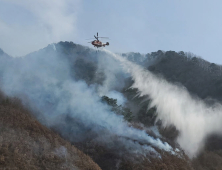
(96, 52), (129, 95)
(0, 45), (173, 157)
(103, 49), (222, 158)
(106, 90), (126, 106)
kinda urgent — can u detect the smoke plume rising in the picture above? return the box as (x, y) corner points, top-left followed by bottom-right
(0, 44), (173, 158)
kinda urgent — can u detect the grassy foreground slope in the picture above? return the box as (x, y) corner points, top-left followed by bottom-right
(0, 91), (101, 170)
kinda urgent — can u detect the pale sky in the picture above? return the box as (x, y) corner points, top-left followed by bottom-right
(0, 0), (222, 64)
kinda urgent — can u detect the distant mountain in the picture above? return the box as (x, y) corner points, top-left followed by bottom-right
(147, 51), (222, 101)
(120, 50), (165, 67)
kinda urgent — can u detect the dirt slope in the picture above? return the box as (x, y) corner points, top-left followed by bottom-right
(0, 91), (101, 170)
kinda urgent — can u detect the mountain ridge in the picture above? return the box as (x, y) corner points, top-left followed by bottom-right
(1, 42), (222, 170)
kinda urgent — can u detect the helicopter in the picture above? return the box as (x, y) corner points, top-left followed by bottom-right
(86, 32), (109, 48)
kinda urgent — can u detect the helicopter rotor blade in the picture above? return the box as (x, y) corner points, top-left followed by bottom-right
(98, 37), (109, 39)
(97, 32), (98, 37)
(85, 38), (95, 40)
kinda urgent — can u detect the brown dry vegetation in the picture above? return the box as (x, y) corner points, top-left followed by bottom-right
(0, 91), (101, 170)
(118, 155), (192, 170)
(74, 139), (193, 170)
(1, 89), (222, 170)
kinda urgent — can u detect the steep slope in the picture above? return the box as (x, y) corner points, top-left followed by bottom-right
(1, 43), (222, 169)
(0, 90), (101, 170)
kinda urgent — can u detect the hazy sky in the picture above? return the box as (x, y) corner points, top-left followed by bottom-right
(0, 0), (222, 64)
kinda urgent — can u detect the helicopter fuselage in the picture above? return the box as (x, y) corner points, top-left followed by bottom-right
(92, 40), (107, 48)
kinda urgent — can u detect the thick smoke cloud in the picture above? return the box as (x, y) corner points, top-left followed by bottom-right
(104, 49), (222, 158)
(0, 44), (173, 158)
(96, 52), (129, 96)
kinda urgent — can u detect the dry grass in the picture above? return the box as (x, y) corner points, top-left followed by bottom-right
(117, 153), (193, 170)
(74, 139), (193, 170)
(0, 92), (101, 170)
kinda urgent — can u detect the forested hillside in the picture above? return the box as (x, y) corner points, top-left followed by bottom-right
(1, 42), (222, 169)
